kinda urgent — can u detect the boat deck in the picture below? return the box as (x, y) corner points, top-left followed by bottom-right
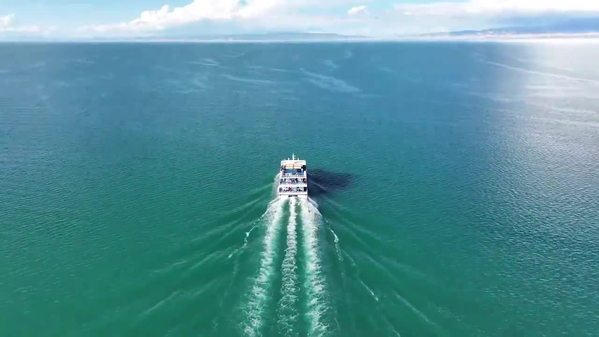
(278, 155), (308, 197)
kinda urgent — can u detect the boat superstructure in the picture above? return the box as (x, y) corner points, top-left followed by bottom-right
(278, 154), (308, 197)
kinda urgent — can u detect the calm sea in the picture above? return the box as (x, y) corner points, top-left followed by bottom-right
(1, 42), (598, 337)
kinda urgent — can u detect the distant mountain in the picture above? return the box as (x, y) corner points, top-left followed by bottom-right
(414, 17), (599, 39)
(109, 32), (369, 42)
(202, 32), (368, 41)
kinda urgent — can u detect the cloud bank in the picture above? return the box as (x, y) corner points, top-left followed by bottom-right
(393, 0), (599, 17)
(0, 14), (40, 33)
(86, 0), (282, 34)
(347, 5), (368, 16)
(4, 0), (599, 39)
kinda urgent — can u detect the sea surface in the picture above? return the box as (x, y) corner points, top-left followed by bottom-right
(1, 41), (598, 337)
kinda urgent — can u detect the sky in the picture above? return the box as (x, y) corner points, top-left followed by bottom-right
(1, 0), (599, 39)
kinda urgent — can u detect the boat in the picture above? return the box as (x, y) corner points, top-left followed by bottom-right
(278, 154), (308, 197)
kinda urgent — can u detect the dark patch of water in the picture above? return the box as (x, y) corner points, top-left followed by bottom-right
(308, 168), (355, 196)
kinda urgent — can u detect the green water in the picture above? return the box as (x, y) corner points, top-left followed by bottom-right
(1, 42), (598, 336)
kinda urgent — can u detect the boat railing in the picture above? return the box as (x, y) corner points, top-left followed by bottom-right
(279, 187), (308, 193)
(280, 178), (307, 184)
(281, 173), (306, 177)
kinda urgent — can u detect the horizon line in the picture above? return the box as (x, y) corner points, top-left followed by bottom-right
(2, 34), (599, 44)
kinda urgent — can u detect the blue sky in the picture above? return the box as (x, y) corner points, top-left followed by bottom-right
(1, 0), (599, 39)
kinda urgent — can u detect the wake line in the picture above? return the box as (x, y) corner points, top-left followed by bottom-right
(485, 60), (599, 86)
(278, 198), (299, 336)
(227, 225), (257, 259)
(243, 197), (286, 337)
(329, 228), (343, 262)
(299, 197), (329, 337)
(243, 195), (331, 336)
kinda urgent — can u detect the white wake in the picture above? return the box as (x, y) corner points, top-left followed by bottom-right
(243, 197), (286, 337)
(278, 197), (299, 336)
(299, 197), (329, 336)
(243, 196), (331, 337)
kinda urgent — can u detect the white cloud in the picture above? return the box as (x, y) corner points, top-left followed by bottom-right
(0, 14), (13, 28)
(475, 0), (599, 13)
(7, 0), (596, 39)
(87, 0), (283, 33)
(393, 0), (599, 17)
(0, 14), (41, 33)
(347, 5), (368, 16)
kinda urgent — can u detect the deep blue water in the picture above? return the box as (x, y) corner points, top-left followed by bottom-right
(1, 42), (598, 337)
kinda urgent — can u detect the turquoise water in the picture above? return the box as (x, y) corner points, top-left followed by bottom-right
(1, 42), (598, 337)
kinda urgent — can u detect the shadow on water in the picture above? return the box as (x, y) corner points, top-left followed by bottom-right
(308, 168), (355, 197)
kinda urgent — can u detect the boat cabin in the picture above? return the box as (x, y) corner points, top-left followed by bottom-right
(278, 155), (308, 197)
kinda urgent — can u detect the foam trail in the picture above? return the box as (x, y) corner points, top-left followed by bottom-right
(227, 225), (257, 259)
(299, 197), (329, 336)
(243, 197), (286, 337)
(485, 60), (599, 86)
(329, 228), (343, 262)
(278, 198), (299, 336)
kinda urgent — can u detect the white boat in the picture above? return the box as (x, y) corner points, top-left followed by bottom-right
(278, 154), (308, 197)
